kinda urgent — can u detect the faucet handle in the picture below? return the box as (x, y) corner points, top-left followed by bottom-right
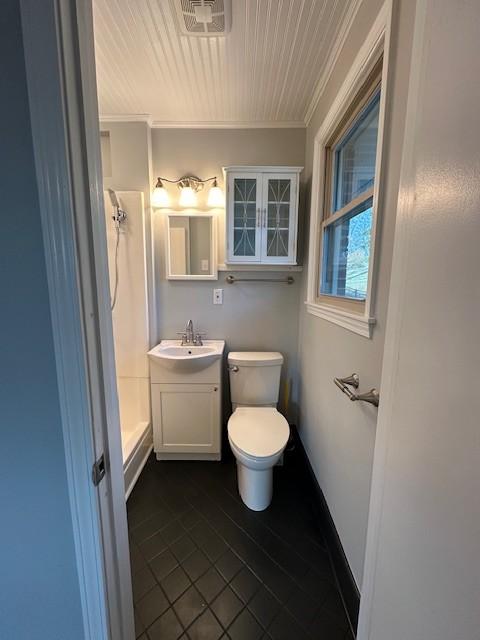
(176, 331), (188, 345)
(193, 332), (206, 346)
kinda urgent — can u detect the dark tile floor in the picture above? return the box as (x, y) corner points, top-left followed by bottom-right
(128, 446), (353, 640)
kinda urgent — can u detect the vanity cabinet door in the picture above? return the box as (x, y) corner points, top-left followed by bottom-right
(226, 172), (262, 263)
(152, 383), (220, 456)
(260, 173), (298, 264)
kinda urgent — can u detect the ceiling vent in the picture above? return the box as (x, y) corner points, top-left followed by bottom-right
(175, 0), (231, 36)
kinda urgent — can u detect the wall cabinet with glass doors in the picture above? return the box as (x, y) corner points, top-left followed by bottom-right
(224, 166), (302, 265)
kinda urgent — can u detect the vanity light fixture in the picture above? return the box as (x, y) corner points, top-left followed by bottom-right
(178, 178), (198, 207)
(152, 175), (223, 209)
(207, 178), (224, 207)
(151, 178), (170, 208)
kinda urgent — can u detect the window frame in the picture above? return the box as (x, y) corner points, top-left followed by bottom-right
(320, 69), (381, 306)
(306, 7), (391, 338)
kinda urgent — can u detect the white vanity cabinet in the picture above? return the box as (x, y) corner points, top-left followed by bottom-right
(149, 344), (223, 461)
(151, 384), (220, 459)
(224, 166), (302, 265)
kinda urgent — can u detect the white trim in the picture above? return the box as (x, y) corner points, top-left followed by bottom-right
(305, 1), (393, 339)
(100, 114), (153, 126)
(99, 116), (306, 129)
(305, 302), (375, 338)
(224, 165), (303, 174)
(20, 1), (108, 638)
(357, 0), (427, 636)
(304, 0), (365, 125)
(73, 3), (136, 639)
(150, 120), (306, 129)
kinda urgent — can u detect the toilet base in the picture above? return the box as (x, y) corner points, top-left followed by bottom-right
(237, 461), (273, 511)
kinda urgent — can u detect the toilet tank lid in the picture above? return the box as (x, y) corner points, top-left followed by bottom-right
(228, 351), (283, 367)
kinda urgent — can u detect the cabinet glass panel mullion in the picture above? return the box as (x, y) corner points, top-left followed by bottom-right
(265, 178), (291, 258)
(233, 177), (258, 258)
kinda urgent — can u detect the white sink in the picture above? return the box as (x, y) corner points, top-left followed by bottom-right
(148, 340), (225, 372)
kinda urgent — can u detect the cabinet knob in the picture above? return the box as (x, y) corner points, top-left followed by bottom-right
(214, 387), (218, 391)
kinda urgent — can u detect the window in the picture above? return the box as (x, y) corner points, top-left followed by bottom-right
(321, 86), (380, 302)
(306, 48), (386, 338)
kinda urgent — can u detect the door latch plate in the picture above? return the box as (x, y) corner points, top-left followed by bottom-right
(92, 453), (106, 486)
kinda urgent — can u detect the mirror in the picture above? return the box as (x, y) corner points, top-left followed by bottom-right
(166, 213), (217, 280)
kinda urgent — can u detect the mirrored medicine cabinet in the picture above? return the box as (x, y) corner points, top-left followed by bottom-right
(165, 212), (217, 280)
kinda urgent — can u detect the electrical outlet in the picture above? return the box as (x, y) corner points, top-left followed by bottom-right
(201, 259), (209, 271)
(213, 288), (223, 305)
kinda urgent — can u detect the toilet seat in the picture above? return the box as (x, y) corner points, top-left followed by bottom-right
(228, 407), (289, 458)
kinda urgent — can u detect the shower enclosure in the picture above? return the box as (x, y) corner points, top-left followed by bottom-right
(104, 190), (152, 497)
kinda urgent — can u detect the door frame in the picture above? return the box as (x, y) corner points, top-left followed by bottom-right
(20, 1), (134, 638)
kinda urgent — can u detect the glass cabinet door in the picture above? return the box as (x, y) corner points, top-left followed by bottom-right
(261, 174), (296, 263)
(228, 173), (261, 262)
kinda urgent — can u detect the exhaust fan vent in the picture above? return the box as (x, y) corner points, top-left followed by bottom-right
(176, 0), (231, 36)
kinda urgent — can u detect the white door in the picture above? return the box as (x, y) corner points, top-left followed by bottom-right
(152, 384), (220, 454)
(227, 172), (262, 262)
(358, 1), (480, 639)
(261, 173), (297, 264)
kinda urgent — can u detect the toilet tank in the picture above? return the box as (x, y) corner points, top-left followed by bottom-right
(228, 352), (283, 408)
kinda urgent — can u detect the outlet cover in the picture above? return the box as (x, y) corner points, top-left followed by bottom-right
(213, 289), (223, 305)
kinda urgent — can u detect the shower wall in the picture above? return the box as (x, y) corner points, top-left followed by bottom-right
(103, 191), (150, 462)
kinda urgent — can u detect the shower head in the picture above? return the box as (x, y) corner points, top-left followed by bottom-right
(108, 189), (127, 225)
(108, 188), (120, 208)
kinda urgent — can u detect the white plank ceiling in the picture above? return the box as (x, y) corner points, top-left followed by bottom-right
(93, 0), (358, 126)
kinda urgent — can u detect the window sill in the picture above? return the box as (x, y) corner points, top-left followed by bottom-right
(305, 300), (376, 338)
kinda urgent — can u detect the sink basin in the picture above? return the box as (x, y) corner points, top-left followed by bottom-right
(148, 340), (225, 372)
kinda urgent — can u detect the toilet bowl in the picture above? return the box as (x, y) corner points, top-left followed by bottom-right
(228, 407), (289, 511)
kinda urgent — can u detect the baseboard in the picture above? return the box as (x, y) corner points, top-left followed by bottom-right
(292, 426), (360, 635)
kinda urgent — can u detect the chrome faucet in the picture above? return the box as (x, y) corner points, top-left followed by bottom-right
(178, 320), (205, 346)
(186, 319), (194, 344)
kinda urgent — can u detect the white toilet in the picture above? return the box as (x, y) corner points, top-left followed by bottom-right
(227, 352), (290, 511)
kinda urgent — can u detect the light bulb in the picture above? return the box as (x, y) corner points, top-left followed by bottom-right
(179, 186), (197, 207)
(151, 179), (170, 208)
(207, 183), (224, 207)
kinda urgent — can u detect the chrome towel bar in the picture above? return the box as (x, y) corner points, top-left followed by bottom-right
(334, 373), (379, 407)
(226, 275), (294, 285)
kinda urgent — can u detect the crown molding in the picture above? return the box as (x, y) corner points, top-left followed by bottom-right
(99, 114), (153, 126)
(149, 120), (306, 129)
(98, 116), (306, 129)
(304, 0), (365, 126)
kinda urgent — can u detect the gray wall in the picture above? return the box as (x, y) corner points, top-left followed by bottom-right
(151, 128), (305, 420)
(100, 125), (305, 418)
(297, 0), (416, 586)
(0, 2), (84, 637)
